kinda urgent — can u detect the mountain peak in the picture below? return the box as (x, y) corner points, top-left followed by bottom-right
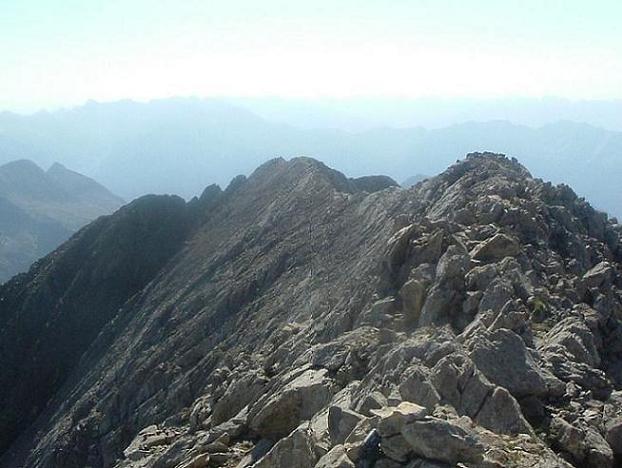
(249, 156), (398, 195)
(0, 158), (44, 176)
(46, 161), (68, 174)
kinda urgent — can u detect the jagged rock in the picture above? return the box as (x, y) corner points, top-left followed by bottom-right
(466, 328), (550, 398)
(328, 406), (364, 445)
(314, 445), (354, 468)
(233, 439), (273, 468)
(550, 417), (614, 468)
(249, 369), (336, 438)
(210, 406), (248, 440)
(211, 370), (269, 425)
(539, 316), (600, 368)
(583, 261), (614, 288)
(372, 402), (428, 437)
(342, 418), (377, 462)
(405, 459), (449, 468)
(471, 233), (520, 262)
(605, 417), (622, 456)
(435, 244), (470, 283)
(478, 279), (514, 315)
(399, 279), (427, 324)
(381, 433), (413, 463)
(359, 297), (399, 327)
(354, 390), (388, 416)
(178, 453), (210, 468)
(122, 425), (178, 461)
(429, 353), (492, 418)
(400, 416), (485, 465)
(418, 283), (463, 327)
(254, 427), (318, 468)
(475, 387), (533, 435)
(398, 365), (441, 409)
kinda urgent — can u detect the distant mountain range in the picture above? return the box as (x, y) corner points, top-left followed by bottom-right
(0, 98), (620, 218)
(231, 96), (622, 132)
(0, 159), (123, 282)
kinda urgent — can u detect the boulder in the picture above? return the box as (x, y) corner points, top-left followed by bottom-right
(314, 445), (355, 468)
(470, 233), (520, 262)
(254, 427), (318, 468)
(478, 279), (513, 315)
(249, 369), (335, 438)
(429, 354), (491, 419)
(583, 261), (614, 288)
(381, 433), (413, 463)
(399, 279), (427, 324)
(539, 316), (600, 368)
(371, 402), (428, 437)
(122, 425), (177, 461)
(475, 387), (533, 435)
(605, 417), (622, 456)
(466, 328), (548, 398)
(550, 417), (614, 468)
(400, 417), (485, 465)
(343, 418), (378, 462)
(354, 390), (388, 416)
(211, 370), (269, 425)
(328, 406), (364, 445)
(398, 365), (441, 409)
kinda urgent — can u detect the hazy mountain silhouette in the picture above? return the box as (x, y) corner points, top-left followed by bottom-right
(0, 98), (620, 217)
(0, 160), (123, 282)
(232, 96), (622, 132)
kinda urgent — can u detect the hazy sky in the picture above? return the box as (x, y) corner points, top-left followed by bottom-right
(2, 0), (621, 112)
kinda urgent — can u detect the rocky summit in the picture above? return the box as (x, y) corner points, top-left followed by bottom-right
(1, 152), (622, 468)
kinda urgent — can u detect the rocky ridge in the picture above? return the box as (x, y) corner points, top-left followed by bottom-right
(1, 153), (622, 467)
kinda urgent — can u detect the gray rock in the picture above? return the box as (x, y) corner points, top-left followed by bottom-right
(398, 365), (441, 409)
(314, 445), (354, 468)
(583, 261), (614, 288)
(466, 328), (548, 398)
(354, 390), (388, 417)
(470, 233), (520, 262)
(430, 353), (491, 419)
(550, 417), (614, 468)
(249, 369), (336, 438)
(605, 417), (622, 456)
(475, 387), (533, 435)
(399, 279), (427, 324)
(254, 427), (318, 468)
(401, 417), (485, 465)
(371, 402), (428, 437)
(328, 406), (364, 445)
(539, 316), (600, 368)
(380, 433), (413, 463)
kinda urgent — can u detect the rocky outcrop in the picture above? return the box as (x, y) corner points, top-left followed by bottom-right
(1, 153), (622, 468)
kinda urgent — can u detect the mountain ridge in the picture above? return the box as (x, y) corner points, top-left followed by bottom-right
(1, 153), (622, 467)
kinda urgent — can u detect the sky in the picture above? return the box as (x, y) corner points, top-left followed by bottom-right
(1, 0), (622, 112)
